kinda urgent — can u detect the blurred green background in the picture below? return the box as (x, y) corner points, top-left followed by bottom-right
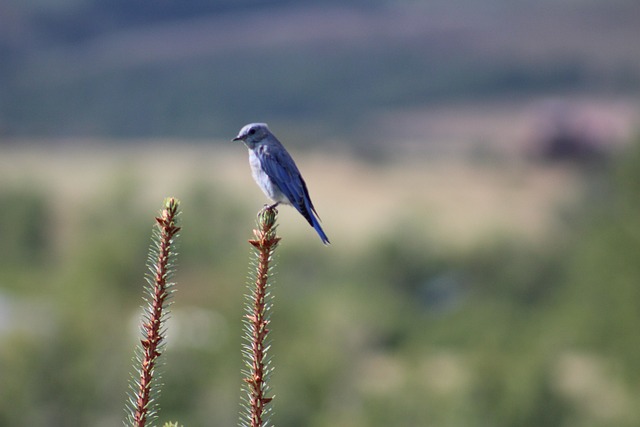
(2, 1), (640, 426)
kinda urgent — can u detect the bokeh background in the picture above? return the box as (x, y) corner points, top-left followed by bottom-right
(2, 1), (640, 426)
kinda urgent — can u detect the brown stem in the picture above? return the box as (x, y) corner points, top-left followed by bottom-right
(132, 198), (181, 427)
(244, 206), (280, 427)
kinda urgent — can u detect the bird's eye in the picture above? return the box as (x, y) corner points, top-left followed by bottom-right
(248, 128), (256, 135)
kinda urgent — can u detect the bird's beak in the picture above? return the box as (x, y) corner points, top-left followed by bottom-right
(232, 136), (242, 142)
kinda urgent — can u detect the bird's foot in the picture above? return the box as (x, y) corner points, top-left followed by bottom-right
(260, 202), (279, 216)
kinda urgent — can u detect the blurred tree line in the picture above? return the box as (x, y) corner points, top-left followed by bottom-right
(1, 0), (639, 138)
(2, 138), (640, 426)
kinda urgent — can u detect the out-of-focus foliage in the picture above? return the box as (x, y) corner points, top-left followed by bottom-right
(0, 188), (49, 271)
(557, 142), (640, 379)
(2, 139), (640, 426)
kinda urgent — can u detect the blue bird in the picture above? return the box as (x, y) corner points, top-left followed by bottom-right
(233, 123), (330, 245)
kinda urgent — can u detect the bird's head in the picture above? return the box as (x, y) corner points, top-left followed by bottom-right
(232, 123), (270, 148)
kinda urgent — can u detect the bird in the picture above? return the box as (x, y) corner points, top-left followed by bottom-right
(233, 123), (330, 245)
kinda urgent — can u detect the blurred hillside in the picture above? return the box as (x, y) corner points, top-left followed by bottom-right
(1, 0), (640, 139)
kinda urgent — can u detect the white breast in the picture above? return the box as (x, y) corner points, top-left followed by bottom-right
(248, 150), (290, 204)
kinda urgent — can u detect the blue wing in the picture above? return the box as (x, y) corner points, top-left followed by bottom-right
(257, 144), (330, 244)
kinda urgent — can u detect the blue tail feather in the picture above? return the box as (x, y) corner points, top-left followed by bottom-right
(311, 215), (330, 245)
